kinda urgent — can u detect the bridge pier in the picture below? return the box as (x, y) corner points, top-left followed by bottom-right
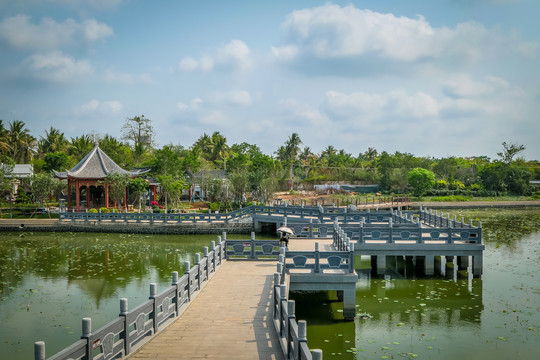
(289, 273), (357, 321)
(424, 255), (435, 276)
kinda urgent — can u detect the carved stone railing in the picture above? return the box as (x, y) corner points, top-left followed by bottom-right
(34, 238), (227, 360)
(274, 251), (322, 360)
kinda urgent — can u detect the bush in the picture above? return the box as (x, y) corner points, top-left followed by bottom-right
(99, 207), (109, 213)
(449, 180), (465, 190)
(209, 202), (220, 211)
(434, 180), (448, 189)
(88, 208), (98, 213)
(468, 183), (481, 191)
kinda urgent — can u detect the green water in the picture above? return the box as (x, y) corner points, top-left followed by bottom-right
(0, 232), (260, 359)
(292, 208), (540, 359)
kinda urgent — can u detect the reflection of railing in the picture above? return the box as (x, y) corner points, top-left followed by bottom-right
(34, 239), (227, 360)
(274, 251), (322, 360)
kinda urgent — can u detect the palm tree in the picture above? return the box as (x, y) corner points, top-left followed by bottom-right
(284, 133), (302, 190)
(8, 120), (36, 163)
(193, 133), (213, 160)
(68, 135), (94, 159)
(38, 127), (68, 157)
(0, 120), (11, 159)
(210, 131), (230, 167)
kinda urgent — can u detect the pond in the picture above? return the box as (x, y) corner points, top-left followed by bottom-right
(0, 232), (261, 360)
(292, 208), (540, 359)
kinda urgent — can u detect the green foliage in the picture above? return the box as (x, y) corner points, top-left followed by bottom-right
(448, 180), (465, 190)
(99, 207), (109, 213)
(407, 168), (435, 197)
(43, 152), (69, 172)
(209, 202), (220, 211)
(434, 180), (448, 189)
(30, 173), (55, 205)
(88, 208), (98, 213)
(99, 172), (131, 209)
(15, 187), (31, 204)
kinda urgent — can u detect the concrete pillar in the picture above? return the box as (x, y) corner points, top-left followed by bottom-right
(458, 256), (469, 270)
(472, 255), (483, 276)
(34, 341), (45, 360)
(424, 256), (435, 276)
(342, 287), (356, 321)
(377, 255), (386, 275)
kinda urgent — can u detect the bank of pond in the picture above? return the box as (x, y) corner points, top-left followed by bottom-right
(0, 208), (539, 359)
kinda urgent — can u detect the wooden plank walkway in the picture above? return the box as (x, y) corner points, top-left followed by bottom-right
(127, 261), (284, 360)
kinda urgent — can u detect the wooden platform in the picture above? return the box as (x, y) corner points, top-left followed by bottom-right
(127, 261), (284, 360)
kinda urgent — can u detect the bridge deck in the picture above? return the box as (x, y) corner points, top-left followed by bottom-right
(127, 261), (283, 360)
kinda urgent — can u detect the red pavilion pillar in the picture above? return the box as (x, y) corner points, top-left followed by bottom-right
(75, 180), (80, 211)
(104, 184), (109, 209)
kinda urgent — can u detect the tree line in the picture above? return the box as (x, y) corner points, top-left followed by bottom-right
(1, 116), (539, 211)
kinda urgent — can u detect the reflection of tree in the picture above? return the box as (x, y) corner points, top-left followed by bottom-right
(0, 233), (213, 304)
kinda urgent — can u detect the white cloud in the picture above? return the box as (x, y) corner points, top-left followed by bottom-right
(22, 52), (93, 82)
(0, 14), (113, 50)
(46, 0), (124, 10)
(104, 68), (153, 84)
(277, 3), (538, 64)
(271, 45), (298, 62)
(209, 90), (252, 107)
(324, 90), (439, 123)
(80, 99), (122, 113)
(178, 39), (251, 72)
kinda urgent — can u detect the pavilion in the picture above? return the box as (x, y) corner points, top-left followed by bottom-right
(54, 144), (148, 211)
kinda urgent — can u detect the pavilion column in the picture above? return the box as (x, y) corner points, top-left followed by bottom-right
(123, 188), (127, 211)
(105, 184), (109, 209)
(67, 182), (71, 209)
(152, 185), (156, 202)
(75, 180), (80, 211)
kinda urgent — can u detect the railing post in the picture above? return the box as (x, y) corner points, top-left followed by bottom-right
(150, 283), (157, 332)
(286, 300), (295, 357)
(34, 341), (45, 360)
(184, 261), (191, 300)
(298, 320), (307, 359)
(81, 317), (92, 358)
(203, 247), (209, 279)
(195, 253), (201, 290)
(250, 231), (256, 260)
(279, 284), (287, 336)
(312, 349), (323, 359)
(314, 242), (320, 273)
(119, 298), (129, 354)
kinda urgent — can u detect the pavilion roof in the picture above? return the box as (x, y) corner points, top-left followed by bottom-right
(54, 144), (148, 179)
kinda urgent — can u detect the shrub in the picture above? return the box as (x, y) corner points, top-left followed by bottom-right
(468, 183), (481, 191)
(434, 180), (448, 189)
(209, 202), (220, 211)
(99, 207), (109, 213)
(88, 208), (98, 213)
(449, 180), (465, 190)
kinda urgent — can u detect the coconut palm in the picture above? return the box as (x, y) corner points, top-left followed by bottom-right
(8, 120), (36, 163)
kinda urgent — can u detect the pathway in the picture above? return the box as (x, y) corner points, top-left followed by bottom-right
(127, 261), (284, 360)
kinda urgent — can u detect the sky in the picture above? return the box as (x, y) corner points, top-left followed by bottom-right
(1, 0), (539, 160)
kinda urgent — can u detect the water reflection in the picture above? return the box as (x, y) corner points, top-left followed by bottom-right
(0, 231), (252, 359)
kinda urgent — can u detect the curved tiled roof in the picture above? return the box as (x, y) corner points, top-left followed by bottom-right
(54, 144), (147, 179)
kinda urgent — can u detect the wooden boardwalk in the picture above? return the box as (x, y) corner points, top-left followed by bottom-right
(127, 261), (284, 360)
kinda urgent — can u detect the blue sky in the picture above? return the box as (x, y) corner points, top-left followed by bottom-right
(1, 0), (539, 160)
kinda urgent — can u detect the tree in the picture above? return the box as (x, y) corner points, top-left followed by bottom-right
(100, 173), (131, 210)
(229, 170), (249, 204)
(43, 152), (69, 173)
(150, 144), (184, 177)
(376, 151), (394, 191)
(278, 133), (302, 190)
(30, 173), (58, 216)
(408, 168), (435, 198)
(129, 177), (148, 211)
(0, 120), (11, 162)
(497, 142), (525, 164)
(8, 120), (36, 163)
(433, 157), (458, 180)
(182, 148), (202, 203)
(68, 135), (94, 159)
(156, 175), (186, 211)
(121, 115), (154, 156)
(38, 127), (68, 157)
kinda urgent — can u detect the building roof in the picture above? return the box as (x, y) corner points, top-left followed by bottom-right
(1, 164), (34, 178)
(54, 144), (148, 179)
